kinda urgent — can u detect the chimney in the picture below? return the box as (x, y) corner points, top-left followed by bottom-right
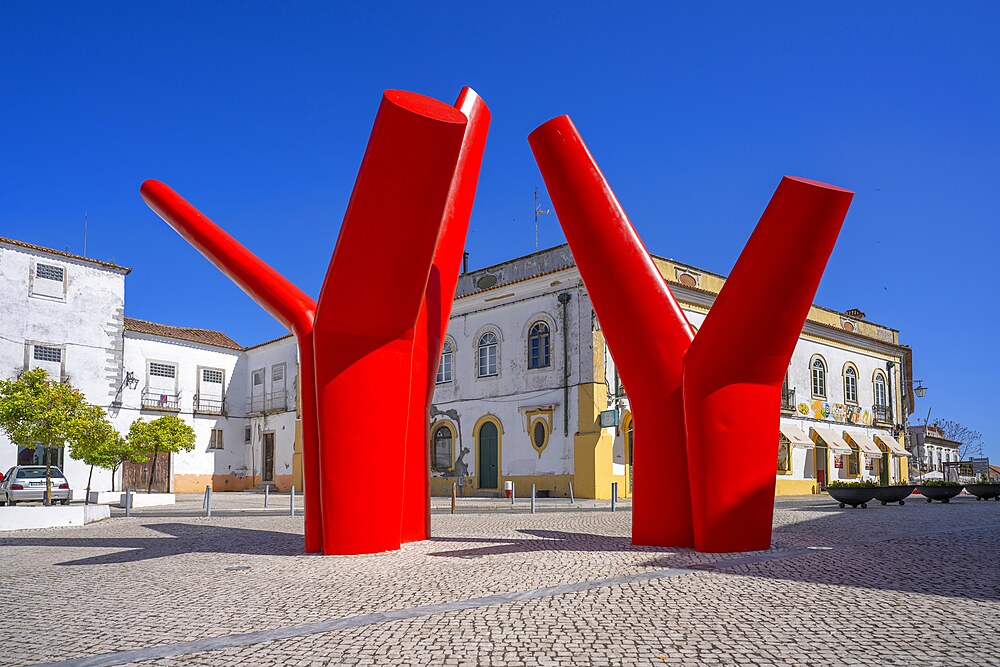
(462, 252), (469, 275)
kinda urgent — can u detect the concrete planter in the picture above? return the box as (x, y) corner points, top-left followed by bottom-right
(87, 491), (125, 505)
(0, 505), (110, 532)
(117, 493), (175, 508)
(872, 485), (916, 506)
(827, 487), (877, 509)
(916, 485), (964, 503)
(964, 484), (1000, 501)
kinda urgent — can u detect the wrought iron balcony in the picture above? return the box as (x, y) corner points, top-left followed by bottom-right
(194, 394), (226, 415)
(873, 403), (893, 425)
(265, 391), (287, 413)
(141, 389), (181, 412)
(780, 388), (796, 412)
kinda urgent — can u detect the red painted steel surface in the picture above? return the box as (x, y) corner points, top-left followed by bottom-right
(529, 117), (852, 553)
(312, 90), (468, 555)
(683, 176), (852, 552)
(528, 116), (697, 547)
(139, 180), (325, 554)
(401, 88), (492, 543)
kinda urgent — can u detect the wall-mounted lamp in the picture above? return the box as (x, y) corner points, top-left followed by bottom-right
(914, 381), (927, 398)
(124, 371), (139, 390)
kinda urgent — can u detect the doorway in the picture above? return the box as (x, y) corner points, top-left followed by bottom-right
(477, 421), (498, 489)
(813, 446), (828, 490)
(262, 432), (275, 483)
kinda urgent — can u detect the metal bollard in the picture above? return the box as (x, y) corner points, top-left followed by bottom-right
(290, 485), (295, 517)
(451, 483), (457, 514)
(511, 483), (516, 505)
(611, 482), (618, 513)
(125, 488), (133, 518)
(568, 482), (574, 504)
(205, 486), (212, 517)
(264, 484), (270, 508)
(531, 484), (536, 514)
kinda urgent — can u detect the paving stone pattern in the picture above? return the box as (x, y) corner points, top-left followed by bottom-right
(2, 493), (998, 666)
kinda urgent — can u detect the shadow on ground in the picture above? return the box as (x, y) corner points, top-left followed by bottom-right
(0, 522), (303, 566)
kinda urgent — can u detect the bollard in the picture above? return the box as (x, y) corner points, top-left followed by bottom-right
(290, 485), (296, 517)
(202, 485), (209, 509)
(531, 483), (536, 514)
(264, 484), (270, 508)
(611, 482), (618, 513)
(205, 485), (213, 518)
(568, 482), (574, 504)
(511, 483), (516, 505)
(125, 488), (133, 518)
(451, 483), (457, 514)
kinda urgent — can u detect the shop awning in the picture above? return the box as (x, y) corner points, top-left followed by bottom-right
(874, 431), (909, 458)
(779, 421), (814, 448)
(810, 427), (851, 454)
(844, 429), (883, 457)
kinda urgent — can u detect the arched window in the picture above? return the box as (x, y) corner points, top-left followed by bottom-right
(844, 365), (858, 404)
(432, 425), (453, 471)
(874, 373), (887, 407)
(436, 341), (453, 384)
(811, 357), (827, 398)
(477, 332), (498, 377)
(527, 321), (551, 369)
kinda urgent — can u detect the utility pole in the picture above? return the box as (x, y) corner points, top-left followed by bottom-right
(83, 211), (88, 258)
(534, 187), (550, 251)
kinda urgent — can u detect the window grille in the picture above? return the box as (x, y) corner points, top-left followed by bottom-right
(33, 345), (62, 363)
(149, 362), (176, 378)
(272, 364), (284, 382)
(202, 368), (223, 384)
(36, 264), (65, 282)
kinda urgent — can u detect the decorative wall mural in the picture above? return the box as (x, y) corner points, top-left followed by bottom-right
(798, 401), (872, 425)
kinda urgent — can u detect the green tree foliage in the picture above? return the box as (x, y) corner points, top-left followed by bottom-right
(67, 405), (143, 494)
(0, 368), (107, 504)
(126, 416), (196, 493)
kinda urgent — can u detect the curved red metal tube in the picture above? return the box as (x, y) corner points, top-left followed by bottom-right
(139, 180), (325, 554)
(401, 87), (491, 543)
(312, 91), (469, 555)
(528, 116), (697, 548)
(683, 176), (853, 552)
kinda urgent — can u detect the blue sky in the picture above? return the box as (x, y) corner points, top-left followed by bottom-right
(1, 2), (997, 457)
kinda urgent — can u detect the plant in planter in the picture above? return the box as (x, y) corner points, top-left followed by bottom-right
(916, 479), (964, 503)
(826, 480), (878, 508)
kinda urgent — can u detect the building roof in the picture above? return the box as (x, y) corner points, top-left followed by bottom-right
(245, 333), (295, 350)
(124, 317), (243, 351)
(0, 236), (132, 274)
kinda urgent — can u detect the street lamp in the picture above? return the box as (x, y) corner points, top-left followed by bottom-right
(914, 380), (927, 398)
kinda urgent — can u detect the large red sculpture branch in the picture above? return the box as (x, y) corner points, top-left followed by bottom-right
(142, 89), (490, 556)
(529, 115), (853, 553)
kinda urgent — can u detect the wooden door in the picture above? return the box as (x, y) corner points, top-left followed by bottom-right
(477, 422), (498, 489)
(263, 433), (275, 482)
(123, 453), (170, 492)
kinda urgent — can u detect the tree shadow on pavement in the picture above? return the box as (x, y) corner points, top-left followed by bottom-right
(0, 522), (303, 566)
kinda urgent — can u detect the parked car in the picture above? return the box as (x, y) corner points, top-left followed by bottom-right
(0, 466), (72, 505)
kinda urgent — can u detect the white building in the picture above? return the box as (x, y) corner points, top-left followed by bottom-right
(430, 246), (915, 499)
(0, 236), (300, 496)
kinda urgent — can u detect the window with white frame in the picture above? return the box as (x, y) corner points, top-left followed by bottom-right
(527, 321), (551, 369)
(477, 332), (498, 377)
(811, 358), (827, 398)
(437, 341), (454, 384)
(31, 262), (66, 300)
(844, 365), (858, 404)
(874, 373), (888, 407)
(208, 428), (224, 450)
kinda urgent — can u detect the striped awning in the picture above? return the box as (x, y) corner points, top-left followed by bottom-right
(810, 427), (851, 455)
(844, 429), (883, 457)
(874, 431), (909, 458)
(779, 421), (814, 448)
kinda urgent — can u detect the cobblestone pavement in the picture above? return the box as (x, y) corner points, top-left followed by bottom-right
(2, 493), (998, 666)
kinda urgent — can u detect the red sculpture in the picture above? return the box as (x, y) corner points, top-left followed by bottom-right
(529, 115), (852, 552)
(142, 89), (490, 555)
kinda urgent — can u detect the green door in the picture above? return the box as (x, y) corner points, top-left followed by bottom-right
(478, 422), (499, 489)
(880, 453), (890, 485)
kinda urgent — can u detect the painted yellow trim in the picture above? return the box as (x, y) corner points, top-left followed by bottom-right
(524, 408), (553, 457)
(573, 383), (624, 499)
(622, 411), (633, 496)
(775, 478), (818, 495)
(430, 419), (458, 472)
(777, 436), (793, 474)
(472, 414), (503, 491)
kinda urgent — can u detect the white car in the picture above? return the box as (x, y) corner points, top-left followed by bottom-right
(0, 466), (72, 505)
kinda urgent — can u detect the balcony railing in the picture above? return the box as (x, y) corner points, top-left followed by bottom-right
(194, 394), (226, 415)
(873, 403), (893, 425)
(780, 388), (796, 413)
(141, 390), (181, 412)
(247, 391), (288, 415)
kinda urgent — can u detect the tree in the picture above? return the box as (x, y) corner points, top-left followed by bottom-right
(126, 416), (196, 493)
(934, 419), (985, 461)
(67, 406), (143, 496)
(0, 368), (100, 505)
